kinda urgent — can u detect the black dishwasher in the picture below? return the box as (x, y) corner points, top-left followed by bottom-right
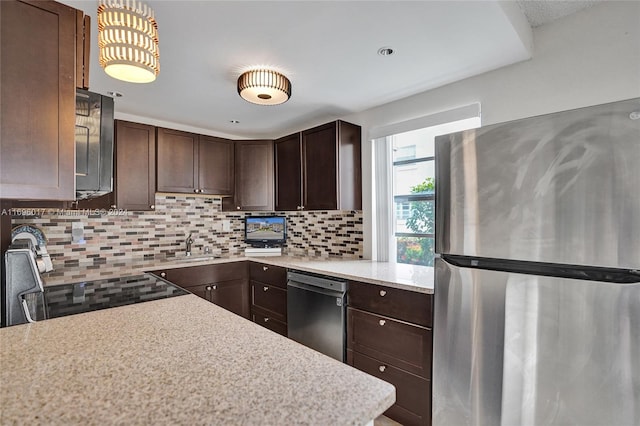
(286, 271), (347, 362)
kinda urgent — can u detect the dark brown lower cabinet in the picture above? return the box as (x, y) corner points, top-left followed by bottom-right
(248, 263), (288, 335)
(154, 262), (249, 319)
(347, 282), (433, 426)
(349, 351), (431, 426)
(209, 279), (249, 318)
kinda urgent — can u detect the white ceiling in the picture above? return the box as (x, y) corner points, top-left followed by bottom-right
(60, 1), (597, 139)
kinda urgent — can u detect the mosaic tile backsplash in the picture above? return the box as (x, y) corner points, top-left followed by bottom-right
(11, 195), (363, 267)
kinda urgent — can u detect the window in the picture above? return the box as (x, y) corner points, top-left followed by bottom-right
(392, 129), (436, 266)
(371, 104), (481, 266)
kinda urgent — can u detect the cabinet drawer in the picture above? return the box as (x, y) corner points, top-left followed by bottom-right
(348, 308), (431, 378)
(252, 308), (287, 337)
(251, 281), (287, 321)
(352, 351), (431, 426)
(348, 280), (433, 327)
(249, 262), (287, 288)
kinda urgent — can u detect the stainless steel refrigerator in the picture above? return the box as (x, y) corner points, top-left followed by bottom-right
(433, 98), (640, 426)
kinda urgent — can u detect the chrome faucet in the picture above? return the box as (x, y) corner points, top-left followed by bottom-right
(185, 233), (194, 257)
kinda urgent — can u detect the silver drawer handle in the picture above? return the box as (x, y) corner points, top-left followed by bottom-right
(379, 290), (386, 297)
(263, 266), (268, 271)
(379, 319), (386, 326)
(379, 365), (386, 373)
(160, 272), (166, 278)
(263, 286), (269, 292)
(264, 317), (269, 322)
(206, 286), (212, 291)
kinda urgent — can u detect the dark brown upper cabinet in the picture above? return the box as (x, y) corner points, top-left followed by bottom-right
(275, 120), (362, 211)
(224, 140), (274, 211)
(113, 120), (156, 211)
(274, 133), (303, 211)
(156, 128), (234, 195)
(198, 135), (234, 195)
(0, 0), (78, 200)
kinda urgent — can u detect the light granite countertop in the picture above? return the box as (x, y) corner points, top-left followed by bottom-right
(42, 255), (434, 294)
(0, 294), (395, 425)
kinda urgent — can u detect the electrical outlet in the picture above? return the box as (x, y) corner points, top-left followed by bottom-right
(222, 220), (231, 232)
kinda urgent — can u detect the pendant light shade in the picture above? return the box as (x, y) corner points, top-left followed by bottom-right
(97, 0), (160, 83)
(237, 69), (292, 105)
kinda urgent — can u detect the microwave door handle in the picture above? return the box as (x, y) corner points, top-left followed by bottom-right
(21, 298), (36, 323)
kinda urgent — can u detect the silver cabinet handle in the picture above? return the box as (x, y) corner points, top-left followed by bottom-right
(206, 286), (212, 291)
(263, 266), (268, 271)
(263, 286), (269, 292)
(194, 189), (199, 193)
(110, 204), (117, 208)
(379, 319), (386, 326)
(150, 205), (155, 209)
(379, 365), (386, 373)
(379, 290), (386, 297)
(264, 317), (269, 323)
(160, 272), (166, 278)
(212, 285), (217, 290)
(237, 206), (241, 210)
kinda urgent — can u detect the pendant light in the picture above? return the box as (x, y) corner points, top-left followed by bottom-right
(97, 0), (160, 83)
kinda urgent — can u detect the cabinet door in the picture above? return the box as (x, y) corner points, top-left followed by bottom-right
(114, 121), (156, 211)
(231, 140), (274, 210)
(210, 279), (250, 319)
(198, 136), (234, 195)
(274, 133), (303, 211)
(156, 128), (198, 193)
(0, 0), (76, 200)
(302, 122), (338, 210)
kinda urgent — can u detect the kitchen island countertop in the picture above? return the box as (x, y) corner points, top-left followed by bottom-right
(42, 256), (434, 294)
(0, 294), (395, 425)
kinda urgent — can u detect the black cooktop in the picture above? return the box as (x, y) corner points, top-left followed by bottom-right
(40, 273), (189, 320)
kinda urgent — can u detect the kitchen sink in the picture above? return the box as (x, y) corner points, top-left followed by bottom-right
(176, 255), (221, 263)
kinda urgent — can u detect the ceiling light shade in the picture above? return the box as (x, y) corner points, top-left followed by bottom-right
(97, 0), (159, 83)
(237, 69), (291, 105)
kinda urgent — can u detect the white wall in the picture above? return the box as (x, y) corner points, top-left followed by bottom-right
(344, 1), (640, 259)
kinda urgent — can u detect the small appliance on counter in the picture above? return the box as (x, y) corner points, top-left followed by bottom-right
(11, 224), (53, 272)
(2, 240), (46, 327)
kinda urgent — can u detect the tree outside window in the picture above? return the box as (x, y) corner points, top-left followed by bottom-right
(392, 133), (435, 267)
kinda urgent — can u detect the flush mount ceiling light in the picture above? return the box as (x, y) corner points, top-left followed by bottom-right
(97, 0), (160, 83)
(237, 69), (291, 105)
